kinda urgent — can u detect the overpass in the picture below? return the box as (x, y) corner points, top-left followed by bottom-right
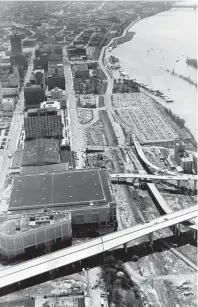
(133, 137), (176, 175)
(0, 206), (197, 290)
(110, 173), (198, 182)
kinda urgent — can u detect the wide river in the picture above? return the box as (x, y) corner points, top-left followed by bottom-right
(112, 8), (197, 140)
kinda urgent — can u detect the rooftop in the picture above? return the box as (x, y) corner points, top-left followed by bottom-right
(9, 169), (112, 211)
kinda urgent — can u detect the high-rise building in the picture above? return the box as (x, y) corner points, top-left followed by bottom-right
(10, 34), (22, 56)
(30, 69), (45, 87)
(24, 83), (45, 107)
(56, 64), (64, 76)
(9, 65), (20, 87)
(24, 101), (62, 140)
(34, 55), (48, 72)
(47, 75), (65, 90)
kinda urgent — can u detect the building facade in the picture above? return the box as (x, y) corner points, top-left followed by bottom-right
(10, 34), (23, 56)
(24, 104), (63, 139)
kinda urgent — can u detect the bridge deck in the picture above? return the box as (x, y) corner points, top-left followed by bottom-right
(110, 173), (198, 181)
(0, 206), (197, 289)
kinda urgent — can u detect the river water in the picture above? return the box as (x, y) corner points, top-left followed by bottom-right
(112, 8), (197, 139)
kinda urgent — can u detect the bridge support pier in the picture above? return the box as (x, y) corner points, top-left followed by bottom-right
(171, 225), (177, 235)
(193, 230), (197, 241)
(176, 224), (181, 236)
(49, 270), (55, 280)
(123, 243), (128, 253)
(177, 180), (181, 191)
(171, 224), (181, 236)
(148, 232), (153, 246)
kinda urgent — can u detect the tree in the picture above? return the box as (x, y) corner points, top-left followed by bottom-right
(104, 255), (116, 266)
(106, 268), (117, 284)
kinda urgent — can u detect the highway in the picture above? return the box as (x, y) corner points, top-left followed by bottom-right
(0, 206), (197, 290)
(110, 173), (198, 182)
(0, 46), (37, 200)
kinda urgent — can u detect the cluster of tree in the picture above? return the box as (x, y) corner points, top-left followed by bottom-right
(109, 56), (119, 64)
(186, 57), (197, 69)
(164, 108), (185, 128)
(113, 78), (140, 93)
(103, 255), (142, 307)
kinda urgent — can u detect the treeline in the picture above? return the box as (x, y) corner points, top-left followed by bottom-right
(164, 107), (185, 128)
(186, 57), (197, 69)
(166, 68), (197, 88)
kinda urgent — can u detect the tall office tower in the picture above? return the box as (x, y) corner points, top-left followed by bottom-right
(9, 65), (20, 87)
(34, 69), (45, 87)
(10, 34), (23, 56)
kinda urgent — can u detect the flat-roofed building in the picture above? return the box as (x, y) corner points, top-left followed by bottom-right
(24, 102), (62, 140)
(47, 75), (65, 90)
(24, 83), (45, 107)
(22, 138), (60, 166)
(73, 63), (89, 78)
(51, 87), (62, 99)
(34, 55), (48, 72)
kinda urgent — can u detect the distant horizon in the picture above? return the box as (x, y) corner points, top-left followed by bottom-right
(0, 0), (196, 2)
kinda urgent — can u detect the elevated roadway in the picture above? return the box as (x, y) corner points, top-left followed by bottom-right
(110, 173), (198, 182)
(133, 136), (176, 175)
(0, 206), (197, 290)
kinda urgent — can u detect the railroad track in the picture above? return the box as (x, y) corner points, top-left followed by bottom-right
(111, 148), (197, 307)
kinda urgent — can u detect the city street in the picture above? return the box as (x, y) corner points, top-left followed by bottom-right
(0, 46), (36, 201)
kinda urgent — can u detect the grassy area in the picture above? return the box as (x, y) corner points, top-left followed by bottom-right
(113, 79), (140, 93)
(114, 31), (135, 46)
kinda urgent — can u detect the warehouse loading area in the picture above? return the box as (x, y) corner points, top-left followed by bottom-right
(9, 169), (113, 211)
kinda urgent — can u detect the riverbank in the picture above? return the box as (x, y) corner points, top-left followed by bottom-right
(112, 31), (136, 46)
(153, 101), (197, 151)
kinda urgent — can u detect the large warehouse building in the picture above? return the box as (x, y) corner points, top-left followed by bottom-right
(9, 169), (116, 226)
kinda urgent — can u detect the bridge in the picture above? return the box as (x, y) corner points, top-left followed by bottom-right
(110, 173), (198, 182)
(0, 206), (197, 290)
